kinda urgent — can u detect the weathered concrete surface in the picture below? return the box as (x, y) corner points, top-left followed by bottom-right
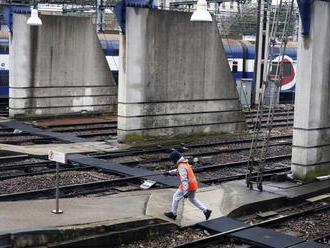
(9, 14), (117, 118)
(292, 1), (330, 179)
(0, 193), (149, 231)
(118, 8), (246, 142)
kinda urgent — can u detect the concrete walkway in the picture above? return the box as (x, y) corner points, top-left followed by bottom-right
(0, 179), (329, 233)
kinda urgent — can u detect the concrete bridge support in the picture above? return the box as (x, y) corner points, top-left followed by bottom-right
(9, 14), (117, 118)
(292, 0), (330, 179)
(117, 8), (246, 142)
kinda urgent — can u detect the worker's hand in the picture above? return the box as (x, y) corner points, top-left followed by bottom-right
(183, 192), (190, 198)
(163, 171), (170, 176)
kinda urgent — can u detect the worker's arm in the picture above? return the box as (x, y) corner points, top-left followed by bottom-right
(167, 169), (177, 175)
(178, 167), (188, 194)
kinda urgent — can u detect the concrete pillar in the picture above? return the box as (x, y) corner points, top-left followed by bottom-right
(117, 8), (246, 142)
(292, 0), (330, 179)
(9, 14), (117, 118)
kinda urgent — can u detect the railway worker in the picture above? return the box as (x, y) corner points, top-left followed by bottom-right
(164, 150), (212, 221)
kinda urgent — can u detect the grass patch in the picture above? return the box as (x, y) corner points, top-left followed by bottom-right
(305, 170), (330, 179)
(122, 131), (241, 148)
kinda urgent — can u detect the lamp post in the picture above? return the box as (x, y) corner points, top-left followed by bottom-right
(190, 0), (212, 22)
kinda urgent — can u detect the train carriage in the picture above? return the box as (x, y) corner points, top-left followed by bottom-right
(0, 38), (9, 103)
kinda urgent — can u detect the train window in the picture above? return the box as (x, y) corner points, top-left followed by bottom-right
(283, 62), (291, 76)
(271, 62), (291, 76)
(232, 61), (238, 72)
(0, 42), (9, 54)
(0, 71), (9, 86)
(109, 41), (119, 56)
(271, 62), (279, 75)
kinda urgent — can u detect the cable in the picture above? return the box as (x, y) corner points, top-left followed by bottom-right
(246, 0), (295, 191)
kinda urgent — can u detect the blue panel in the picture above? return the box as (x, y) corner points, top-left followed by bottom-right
(281, 85), (296, 93)
(0, 87), (9, 97)
(114, 1), (126, 34)
(246, 72), (254, 78)
(232, 72), (243, 79)
(108, 41), (119, 56)
(101, 40), (119, 56)
(297, 0), (312, 37)
(3, 6), (31, 33)
(114, 0), (156, 35)
(224, 45), (243, 59)
(246, 46), (255, 59)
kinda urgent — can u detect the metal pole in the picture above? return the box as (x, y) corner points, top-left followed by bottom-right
(252, 0), (262, 106)
(52, 162), (63, 214)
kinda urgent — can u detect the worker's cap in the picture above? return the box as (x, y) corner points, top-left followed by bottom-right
(169, 150), (181, 162)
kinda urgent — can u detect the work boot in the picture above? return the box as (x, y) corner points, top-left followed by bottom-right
(204, 209), (212, 220)
(164, 212), (177, 220)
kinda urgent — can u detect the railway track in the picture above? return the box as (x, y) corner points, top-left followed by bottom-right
(0, 154), (291, 201)
(0, 109), (294, 201)
(175, 203), (330, 248)
(0, 124), (293, 200)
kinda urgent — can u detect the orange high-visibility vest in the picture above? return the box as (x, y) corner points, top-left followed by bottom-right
(176, 162), (198, 191)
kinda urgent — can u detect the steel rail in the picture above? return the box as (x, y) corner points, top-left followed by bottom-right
(0, 165), (95, 180)
(243, 108), (294, 115)
(245, 111), (294, 118)
(0, 154), (30, 162)
(0, 160), (56, 171)
(246, 117), (293, 124)
(174, 205), (330, 248)
(200, 167), (291, 184)
(0, 137), (57, 145)
(247, 122), (293, 129)
(0, 173), (156, 201)
(0, 129), (117, 138)
(312, 233), (330, 243)
(194, 154), (291, 173)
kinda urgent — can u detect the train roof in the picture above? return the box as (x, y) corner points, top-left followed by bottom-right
(222, 39), (244, 58)
(237, 40), (297, 60)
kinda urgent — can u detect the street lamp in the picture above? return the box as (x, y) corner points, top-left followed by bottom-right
(27, 7), (42, 26)
(190, 0), (212, 22)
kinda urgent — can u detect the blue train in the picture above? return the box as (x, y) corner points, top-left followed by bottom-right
(0, 35), (297, 105)
(0, 37), (9, 103)
(222, 39), (297, 103)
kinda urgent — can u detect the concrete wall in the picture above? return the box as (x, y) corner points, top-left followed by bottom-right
(292, 1), (330, 179)
(9, 14), (117, 118)
(118, 8), (246, 142)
